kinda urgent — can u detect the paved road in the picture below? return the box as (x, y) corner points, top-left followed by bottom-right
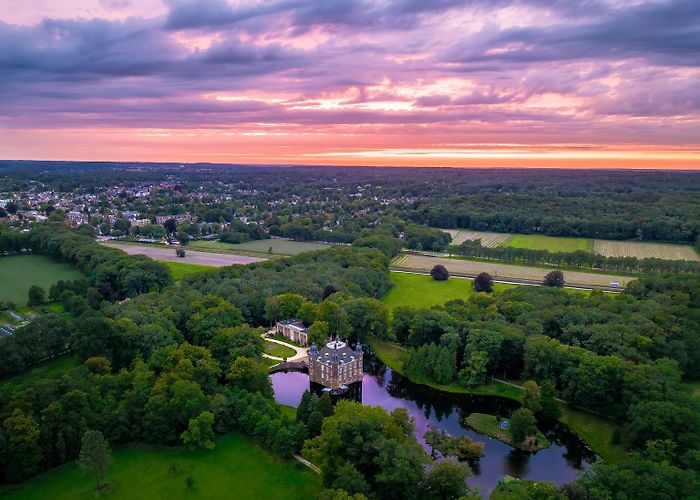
(105, 242), (267, 267)
(262, 331), (309, 362)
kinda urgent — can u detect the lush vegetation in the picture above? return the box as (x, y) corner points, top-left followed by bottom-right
(505, 234), (592, 253)
(0, 433), (321, 500)
(380, 271), (513, 311)
(449, 239), (700, 274)
(164, 261), (215, 280)
(0, 255), (84, 305)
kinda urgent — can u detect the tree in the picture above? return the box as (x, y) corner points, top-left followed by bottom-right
(509, 408), (536, 445)
(309, 321), (330, 346)
(430, 264), (449, 281)
(1, 409), (42, 482)
(176, 247), (186, 258)
(543, 270), (565, 287)
(472, 272), (493, 293)
(522, 380), (542, 414)
(27, 285), (46, 307)
(322, 284), (340, 300)
(163, 218), (178, 234)
(78, 430), (111, 492)
(458, 351), (489, 387)
(423, 460), (472, 500)
(181, 411), (216, 451)
(539, 380), (561, 419)
(226, 357), (273, 398)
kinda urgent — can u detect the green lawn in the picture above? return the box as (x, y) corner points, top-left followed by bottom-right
(264, 342), (297, 359)
(503, 234), (592, 253)
(1, 433), (321, 500)
(190, 239), (332, 256)
(0, 354), (79, 392)
(164, 261), (215, 280)
(0, 255), (84, 306)
(381, 271), (515, 311)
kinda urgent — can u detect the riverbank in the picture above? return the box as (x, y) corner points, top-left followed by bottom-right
(465, 413), (549, 452)
(368, 338), (626, 464)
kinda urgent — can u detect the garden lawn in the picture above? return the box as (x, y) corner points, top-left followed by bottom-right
(0, 354), (78, 392)
(504, 234), (592, 253)
(0, 255), (84, 305)
(0, 433), (321, 500)
(381, 271), (514, 311)
(264, 342), (296, 358)
(164, 261), (215, 280)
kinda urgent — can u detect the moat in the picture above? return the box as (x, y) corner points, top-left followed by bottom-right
(271, 353), (595, 496)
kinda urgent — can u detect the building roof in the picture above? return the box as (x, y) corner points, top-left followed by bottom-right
(277, 318), (308, 332)
(310, 339), (362, 365)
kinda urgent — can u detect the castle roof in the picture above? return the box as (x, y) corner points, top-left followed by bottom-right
(311, 339), (361, 365)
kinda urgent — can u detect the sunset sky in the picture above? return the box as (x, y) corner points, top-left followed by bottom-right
(1, 0), (699, 169)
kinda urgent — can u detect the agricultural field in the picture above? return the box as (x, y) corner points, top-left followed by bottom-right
(393, 254), (630, 289)
(0, 433), (321, 500)
(0, 255), (84, 306)
(441, 229), (513, 247)
(164, 261), (215, 280)
(381, 271), (514, 311)
(105, 242), (266, 266)
(505, 234), (592, 253)
(593, 239), (700, 261)
(190, 239), (332, 256)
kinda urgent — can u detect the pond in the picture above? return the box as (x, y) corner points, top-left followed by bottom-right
(271, 354), (596, 496)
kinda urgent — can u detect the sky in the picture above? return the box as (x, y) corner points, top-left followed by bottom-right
(1, 0), (699, 169)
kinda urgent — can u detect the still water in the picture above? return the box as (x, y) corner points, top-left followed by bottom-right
(271, 355), (595, 496)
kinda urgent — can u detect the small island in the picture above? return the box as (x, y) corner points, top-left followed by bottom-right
(465, 413), (550, 452)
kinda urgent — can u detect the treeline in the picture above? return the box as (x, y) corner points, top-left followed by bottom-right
(392, 274), (700, 467)
(184, 245), (391, 325)
(411, 192), (700, 244)
(448, 239), (700, 274)
(0, 225), (172, 300)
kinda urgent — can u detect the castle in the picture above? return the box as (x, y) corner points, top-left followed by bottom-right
(308, 339), (363, 391)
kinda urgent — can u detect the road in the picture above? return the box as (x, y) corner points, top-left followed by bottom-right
(104, 242), (267, 267)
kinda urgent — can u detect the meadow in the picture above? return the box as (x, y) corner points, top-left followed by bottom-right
(0, 433), (321, 500)
(0, 354), (78, 392)
(0, 255), (84, 305)
(164, 261), (215, 280)
(190, 239), (332, 256)
(381, 271), (514, 311)
(393, 254), (630, 288)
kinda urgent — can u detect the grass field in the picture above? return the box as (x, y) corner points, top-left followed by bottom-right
(190, 239), (332, 256)
(264, 342), (297, 359)
(164, 261), (215, 280)
(381, 271), (514, 311)
(1, 433), (321, 500)
(594, 239), (700, 261)
(465, 413), (549, 450)
(505, 234), (592, 253)
(0, 255), (84, 306)
(393, 254), (630, 288)
(0, 354), (79, 392)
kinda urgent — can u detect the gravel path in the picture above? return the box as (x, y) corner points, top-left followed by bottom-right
(105, 242), (267, 267)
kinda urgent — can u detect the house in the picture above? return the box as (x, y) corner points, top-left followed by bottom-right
(308, 339), (363, 391)
(275, 319), (309, 345)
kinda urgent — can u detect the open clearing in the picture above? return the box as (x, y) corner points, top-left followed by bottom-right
(394, 254), (631, 289)
(381, 271), (514, 311)
(1, 433), (321, 500)
(0, 354), (78, 392)
(164, 261), (216, 280)
(441, 229), (513, 247)
(0, 255), (84, 305)
(505, 234), (592, 252)
(190, 239), (333, 256)
(264, 342), (297, 359)
(594, 239), (700, 261)
(105, 242), (266, 266)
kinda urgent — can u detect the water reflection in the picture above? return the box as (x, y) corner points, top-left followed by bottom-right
(271, 357), (595, 496)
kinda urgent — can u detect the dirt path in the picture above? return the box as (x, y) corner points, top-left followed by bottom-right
(104, 242), (267, 266)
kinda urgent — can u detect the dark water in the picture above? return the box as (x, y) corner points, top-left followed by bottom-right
(271, 356), (595, 496)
